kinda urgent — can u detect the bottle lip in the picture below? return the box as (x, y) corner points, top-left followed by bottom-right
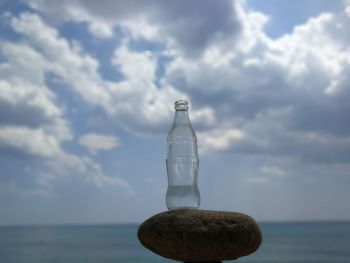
(174, 100), (189, 111)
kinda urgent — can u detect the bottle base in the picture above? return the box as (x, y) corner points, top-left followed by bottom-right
(166, 185), (200, 211)
(167, 206), (199, 211)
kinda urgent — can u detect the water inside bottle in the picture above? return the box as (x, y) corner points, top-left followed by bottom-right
(166, 157), (200, 210)
(166, 185), (200, 210)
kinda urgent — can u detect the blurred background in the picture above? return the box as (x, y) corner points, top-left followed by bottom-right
(0, 0), (350, 262)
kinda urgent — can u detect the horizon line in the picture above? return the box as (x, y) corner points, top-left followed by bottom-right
(1, 219), (350, 228)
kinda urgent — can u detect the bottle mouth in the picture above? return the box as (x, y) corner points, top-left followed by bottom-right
(174, 100), (189, 111)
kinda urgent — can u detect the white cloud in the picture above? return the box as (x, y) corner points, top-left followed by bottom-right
(247, 176), (269, 184)
(27, 0), (115, 38)
(38, 152), (135, 194)
(29, 0), (246, 57)
(198, 125), (246, 154)
(7, 4), (350, 164)
(190, 106), (216, 128)
(247, 165), (286, 184)
(0, 12), (134, 196)
(0, 126), (61, 158)
(10, 13), (110, 105)
(260, 165), (287, 177)
(8, 12), (197, 136)
(1, 1), (350, 186)
(0, 181), (50, 198)
(86, 19), (114, 39)
(27, 0), (243, 55)
(164, 6), (350, 163)
(108, 44), (188, 134)
(0, 31), (71, 159)
(79, 133), (120, 154)
(0, 79), (65, 130)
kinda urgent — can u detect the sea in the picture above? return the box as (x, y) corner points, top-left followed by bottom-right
(0, 222), (349, 263)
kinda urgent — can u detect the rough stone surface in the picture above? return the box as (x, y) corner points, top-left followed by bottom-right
(138, 210), (262, 262)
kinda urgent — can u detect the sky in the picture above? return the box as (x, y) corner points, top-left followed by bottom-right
(0, 0), (350, 225)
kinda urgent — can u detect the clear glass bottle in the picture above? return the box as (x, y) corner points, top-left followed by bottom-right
(166, 100), (200, 210)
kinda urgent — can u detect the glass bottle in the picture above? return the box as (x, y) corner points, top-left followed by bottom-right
(166, 100), (200, 210)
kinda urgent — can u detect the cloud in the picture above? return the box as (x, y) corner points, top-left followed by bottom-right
(0, 126), (61, 158)
(10, 13), (110, 105)
(246, 176), (269, 184)
(197, 125), (246, 154)
(86, 19), (114, 39)
(0, 18), (71, 160)
(108, 44), (187, 134)
(247, 165), (286, 184)
(79, 133), (120, 155)
(6, 4), (350, 165)
(27, 0), (243, 55)
(7, 12), (189, 135)
(0, 12), (134, 195)
(34, 151), (135, 195)
(260, 165), (287, 177)
(0, 181), (50, 198)
(0, 79), (63, 128)
(164, 7), (350, 163)
(2, 1), (350, 192)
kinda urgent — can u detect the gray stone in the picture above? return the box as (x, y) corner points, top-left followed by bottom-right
(138, 210), (262, 262)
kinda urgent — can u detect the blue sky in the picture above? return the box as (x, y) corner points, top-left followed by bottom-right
(0, 0), (350, 225)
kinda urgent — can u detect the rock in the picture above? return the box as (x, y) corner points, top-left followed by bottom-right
(138, 210), (262, 262)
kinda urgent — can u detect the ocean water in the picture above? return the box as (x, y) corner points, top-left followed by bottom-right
(0, 222), (349, 263)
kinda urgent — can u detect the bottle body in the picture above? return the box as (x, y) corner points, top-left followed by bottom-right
(166, 157), (200, 209)
(166, 100), (200, 210)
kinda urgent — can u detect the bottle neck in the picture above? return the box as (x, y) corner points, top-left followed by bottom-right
(174, 110), (190, 125)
